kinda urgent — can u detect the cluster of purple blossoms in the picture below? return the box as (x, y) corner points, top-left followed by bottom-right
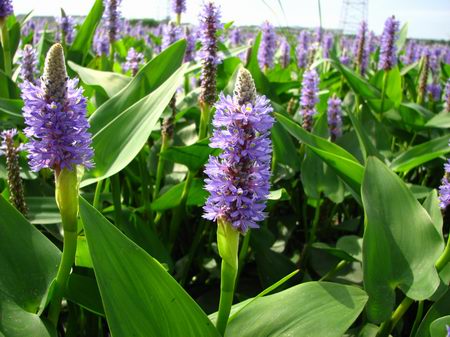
(184, 27), (196, 62)
(368, 31), (377, 53)
(353, 21), (369, 75)
(279, 38), (290, 68)
(445, 80), (450, 112)
(322, 33), (333, 59)
(21, 44), (94, 172)
(123, 48), (144, 76)
(258, 21), (277, 70)
(327, 96), (343, 141)
(427, 83), (441, 102)
(58, 15), (75, 44)
(299, 69), (319, 131)
(378, 15), (400, 71)
(0, 0), (13, 19)
(172, 0), (186, 15)
(162, 22), (182, 50)
(199, 1), (222, 106)
(19, 44), (38, 83)
(402, 40), (418, 65)
(93, 28), (110, 56)
(229, 28), (242, 47)
(103, 0), (121, 44)
(438, 141), (450, 209)
(296, 30), (309, 69)
(203, 68), (274, 233)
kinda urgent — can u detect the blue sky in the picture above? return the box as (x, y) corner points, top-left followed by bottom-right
(13, 0), (450, 39)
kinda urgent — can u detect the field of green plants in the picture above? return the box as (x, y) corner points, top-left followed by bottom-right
(0, 0), (449, 336)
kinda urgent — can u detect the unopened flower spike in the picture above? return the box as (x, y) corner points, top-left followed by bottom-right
(0, 129), (28, 215)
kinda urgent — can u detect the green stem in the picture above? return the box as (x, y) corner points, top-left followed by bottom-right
(435, 236), (450, 272)
(376, 297), (414, 337)
(236, 231), (251, 287)
(180, 220), (206, 286)
(93, 179), (103, 210)
(109, 43), (115, 70)
(309, 198), (322, 245)
(199, 103), (211, 140)
(0, 20), (12, 77)
(111, 174), (122, 228)
(139, 152), (152, 224)
(153, 133), (169, 201)
(319, 260), (349, 281)
(380, 70), (389, 115)
(410, 301), (423, 337)
(48, 230), (78, 326)
(176, 13), (181, 25)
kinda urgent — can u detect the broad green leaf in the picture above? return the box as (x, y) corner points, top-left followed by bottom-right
(26, 197), (61, 224)
(430, 316), (450, 337)
(0, 97), (23, 118)
(68, 61), (131, 98)
(160, 139), (219, 172)
(82, 63), (189, 186)
(385, 66), (402, 107)
(396, 102), (434, 128)
(396, 23), (409, 51)
(67, 0), (104, 65)
(217, 282), (367, 337)
(425, 112), (450, 129)
(390, 135), (450, 172)
(422, 190), (443, 234)
(362, 157), (443, 323)
(79, 198), (220, 337)
(271, 121), (301, 179)
(0, 196), (59, 337)
(66, 273), (104, 316)
(151, 178), (206, 211)
(276, 112), (364, 198)
(415, 289), (450, 337)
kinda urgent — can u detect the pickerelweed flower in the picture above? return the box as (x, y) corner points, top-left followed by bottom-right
(229, 28), (242, 47)
(438, 141), (450, 209)
(280, 38), (290, 68)
(199, 1), (222, 106)
(162, 22), (182, 50)
(417, 48), (430, 105)
(203, 68), (274, 233)
(354, 21), (369, 75)
(327, 96), (342, 141)
(21, 43), (93, 172)
(0, 0), (13, 19)
(22, 19), (35, 37)
(19, 44), (38, 83)
(378, 15), (400, 71)
(58, 14), (75, 44)
(104, 0), (121, 44)
(427, 83), (441, 102)
(402, 40), (417, 65)
(299, 69), (319, 131)
(258, 21), (277, 70)
(93, 28), (110, 56)
(0, 129), (27, 215)
(322, 33), (333, 59)
(123, 47), (144, 76)
(172, 0), (186, 15)
(296, 30), (309, 69)
(184, 27), (196, 62)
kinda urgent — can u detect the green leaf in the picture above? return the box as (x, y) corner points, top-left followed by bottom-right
(160, 139), (219, 172)
(66, 273), (104, 316)
(276, 112), (364, 198)
(26, 197), (61, 224)
(385, 66), (402, 107)
(79, 198), (220, 337)
(82, 63), (189, 186)
(0, 97), (23, 118)
(68, 61), (131, 98)
(415, 289), (450, 337)
(425, 112), (450, 129)
(362, 157), (443, 323)
(217, 282), (367, 337)
(271, 121), (301, 179)
(0, 196), (59, 337)
(396, 23), (409, 51)
(151, 178), (206, 211)
(430, 315), (450, 337)
(390, 135), (450, 172)
(67, 0), (104, 65)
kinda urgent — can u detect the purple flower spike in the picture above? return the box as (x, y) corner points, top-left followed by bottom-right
(172, 0), (186, 15)
(184, 27), (196, 62)
(93, 28), (110, 56)
(21, 43), (94, 173)
(199, 1), (222, 106)
(354, 21), (369, 75)
(162, 22), (182, 50)
(123, 47), (144, 76)
(0, 0), (13, 19)
(438, 144), (450, 209)
(427, 83), (441, 102)
(258, 21), (277, 70)
(327, 96), (343, 141)
(322, 33), (333, 59)
(59, 15), (75, 44)
(299, 69), (319, 131)
(104, 0), (121, 44)
(280, 38), (290, 68)
(19, 44), (38, 83)
(203, 68), (274, 233)
(445, 80), (450, 112)
(296, 30), (309, 69)
(230, 28), (242, 47)
(378, 15), (400, 71)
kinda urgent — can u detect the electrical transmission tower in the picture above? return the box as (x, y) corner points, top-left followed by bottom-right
(339, 0), (368, 35)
